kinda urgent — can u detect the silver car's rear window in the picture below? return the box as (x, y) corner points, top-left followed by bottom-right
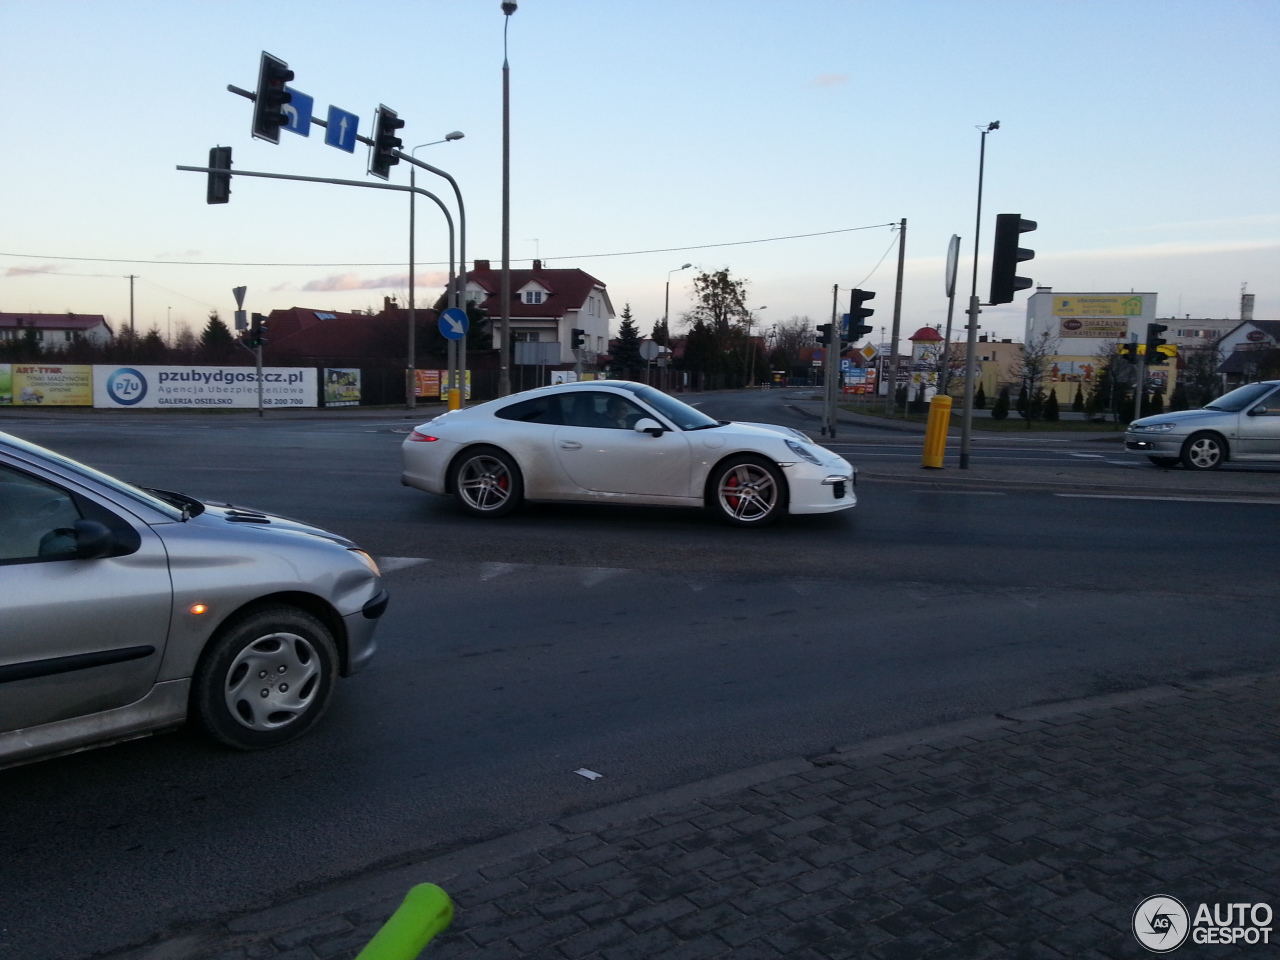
(0, 433), (184, 521)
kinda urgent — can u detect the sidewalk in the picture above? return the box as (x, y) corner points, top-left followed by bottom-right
(103, 673), (1279, 960)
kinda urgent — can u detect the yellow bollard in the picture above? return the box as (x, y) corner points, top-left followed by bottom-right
(921, 394), (952, 469)
(447, 388), (461, 411)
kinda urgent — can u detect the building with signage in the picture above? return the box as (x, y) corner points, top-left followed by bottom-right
(1216, 319), (1280, 387)
(1024, 288), (1174, 401)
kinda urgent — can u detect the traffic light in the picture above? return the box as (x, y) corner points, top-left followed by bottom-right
(369, 105), (405, 180)
(571, 328), (585, 349)
(247, 313), (269, 348)
(1118, 341), (1139, 364)
(816, 323), (833, 346)
(846, 289), (875, 342)
(989, 214), (1037, 304)
(1145, 323), (1169, 364)
(251, 53), (294, 144)
(207, 146), (232, 204)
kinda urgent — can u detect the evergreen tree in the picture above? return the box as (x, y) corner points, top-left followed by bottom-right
(991, 385), (1011, 420)
(1150, 389), (1164, 415)
(1043, 387), (1060, 421)
(894, 384), (908, 410)
(974, 382), (986, 409)
(1169, 383), (1189, 412)
(609, 304), (644, 379)
(650, 317), (670, 346)
(139, 327), (167, 363)
(1016, 383), (1028, 417)
(1072, 383), (1085, 412)
(199, 310), (238, 362)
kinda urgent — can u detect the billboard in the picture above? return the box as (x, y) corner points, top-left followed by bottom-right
(1052, 295), (1145, 317)
(93, 365), (316, 408)
(414, 369), (471, 399)
(0, 364), (93, 405)
(323, 368), (361, 406)
(1057, 317), (1130, 339)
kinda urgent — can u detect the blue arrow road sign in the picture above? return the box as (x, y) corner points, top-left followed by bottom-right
(325, 106), (360, 153)
(282, 88), (313, 137)
(439, 308), (469, 341)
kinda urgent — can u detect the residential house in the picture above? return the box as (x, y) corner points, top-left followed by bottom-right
(0, 312), (113, 348)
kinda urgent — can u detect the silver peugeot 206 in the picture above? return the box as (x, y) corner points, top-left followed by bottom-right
(0, 430), (387, 769)
(1125, 380), (1280, 469)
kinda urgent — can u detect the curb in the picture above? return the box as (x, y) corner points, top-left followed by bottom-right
(93, 670), (1280, 960)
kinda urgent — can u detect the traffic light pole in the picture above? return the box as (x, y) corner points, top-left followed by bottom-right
(960, 123), (998, 470)
(824, 284), (839, 439)
(1133, 348), (1147, 425)
(178, 163), (456, 407)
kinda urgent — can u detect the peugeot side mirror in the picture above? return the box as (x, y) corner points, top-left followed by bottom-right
(74, 519), (117, 560)
(633, 418), (665, 437)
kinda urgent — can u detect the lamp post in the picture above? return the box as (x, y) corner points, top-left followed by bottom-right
(746, 305), (767, 386)
(407, 132), (464, 409)
(960, 121), (999, 469)
(499, 1), (517, 397)
(663, 263), (692, 337)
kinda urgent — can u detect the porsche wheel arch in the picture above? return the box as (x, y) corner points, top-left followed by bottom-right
(702, 451), (791, 510)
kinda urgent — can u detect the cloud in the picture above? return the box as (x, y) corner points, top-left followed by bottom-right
(301, 270), (452, 292)
(812, 73), (848, 87)
(5, 263), (61, 277)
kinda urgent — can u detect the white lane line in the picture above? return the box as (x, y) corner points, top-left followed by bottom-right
(480, 562), (521, 580)
(378, 557), (432, 573)
(1056, 494), (1280, 505)
(581, 567), (627, 587)
(1069, 453), (1106, 458)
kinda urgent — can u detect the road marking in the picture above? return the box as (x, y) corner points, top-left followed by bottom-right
(1069, 453), (1106, 458)
(480, 562), (520, 580)
(379, 556), (432, 573)
(1056, 494), (1280, 505)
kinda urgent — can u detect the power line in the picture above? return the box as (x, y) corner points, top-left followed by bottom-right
(0, 224), (897, 270)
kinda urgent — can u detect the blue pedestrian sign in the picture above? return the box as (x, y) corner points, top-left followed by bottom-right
(282, 88), (313, 137)
(439, 308), (469, 341)
(325, 106), (360, 153)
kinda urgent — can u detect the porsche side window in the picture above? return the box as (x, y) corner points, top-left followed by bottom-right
(0, 463), (83, 563)
(495, 397), (563, 424)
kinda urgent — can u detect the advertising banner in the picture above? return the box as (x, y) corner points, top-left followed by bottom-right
(1052, 295), (1144, 317)
(413, 370), (471, 399)
(93, 365), (316, 409)
(1058, 317), (1129, 339)
(0, 364), (93, 405)
(323, 368), (361, 406)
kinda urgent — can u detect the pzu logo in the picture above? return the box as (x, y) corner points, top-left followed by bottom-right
(106, 368), (147, 406)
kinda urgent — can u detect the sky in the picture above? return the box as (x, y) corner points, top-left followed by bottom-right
(1, 0), (1277, 344)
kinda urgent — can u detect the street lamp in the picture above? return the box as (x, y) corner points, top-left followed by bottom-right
(663, 263), (693, 336)
(960, 121), (1000, 468)
(746, 306), (766, 386)
(499, 1), (517, 396)
(407, 132), (464, 409)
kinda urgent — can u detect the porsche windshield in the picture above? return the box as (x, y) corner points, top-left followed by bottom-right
(631, 386), (720, 430)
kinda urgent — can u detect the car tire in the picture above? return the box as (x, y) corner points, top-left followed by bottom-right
(192, 605), (339, 751)
(1148, 456), (1180, 469)
(450, 446), (523, 518)
(708, 455), (786, 527)
(1180, 432), (1226, 471)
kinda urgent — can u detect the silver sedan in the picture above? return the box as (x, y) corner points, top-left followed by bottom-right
(1125, 380), (1280, 469)
(401, 381), (856, 526)
(0, 430), (387, 768)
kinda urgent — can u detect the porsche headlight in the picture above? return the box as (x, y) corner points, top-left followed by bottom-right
(785, 438), (824, 465)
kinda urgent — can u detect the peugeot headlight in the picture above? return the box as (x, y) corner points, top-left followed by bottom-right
(785, 438), (823, 465)
(1132, 422), (1176, 433)
(349, 549), (382, 576)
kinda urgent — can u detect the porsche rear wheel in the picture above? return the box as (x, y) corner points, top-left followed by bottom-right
(451, 446), (523, 517)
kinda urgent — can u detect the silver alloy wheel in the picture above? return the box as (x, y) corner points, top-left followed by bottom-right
(1185, 435), (1223, 469)
(223, 633), (321, 731)
(457, 455), (513, 512)
(717, 462), (779, 522)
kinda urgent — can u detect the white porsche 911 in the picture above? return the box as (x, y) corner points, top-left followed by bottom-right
(400, 381), (856, 526)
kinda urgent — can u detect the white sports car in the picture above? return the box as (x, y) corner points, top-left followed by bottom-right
(400, 381), (856, 526)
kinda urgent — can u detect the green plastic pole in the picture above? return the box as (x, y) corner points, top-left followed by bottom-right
(354, 884), (454, 960)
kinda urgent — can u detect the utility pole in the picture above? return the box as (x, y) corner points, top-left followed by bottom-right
(499, 2), (517, 397)
(886, 218), (906, 414)
(127, 274), (137, 336)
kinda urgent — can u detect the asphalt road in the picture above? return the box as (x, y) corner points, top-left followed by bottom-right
(2, 402), (1278, 960)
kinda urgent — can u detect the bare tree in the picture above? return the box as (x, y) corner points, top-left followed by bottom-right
(771, 316), (817, 376)
(1014, 329), (1059, 425)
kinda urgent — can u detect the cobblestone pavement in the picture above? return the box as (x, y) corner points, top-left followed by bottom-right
(102, 673), (1279, 960)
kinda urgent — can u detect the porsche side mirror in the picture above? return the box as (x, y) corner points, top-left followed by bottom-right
(633, 418), (665, 437)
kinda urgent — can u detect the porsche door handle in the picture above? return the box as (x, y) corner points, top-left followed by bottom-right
(558, 441), (582, 450)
